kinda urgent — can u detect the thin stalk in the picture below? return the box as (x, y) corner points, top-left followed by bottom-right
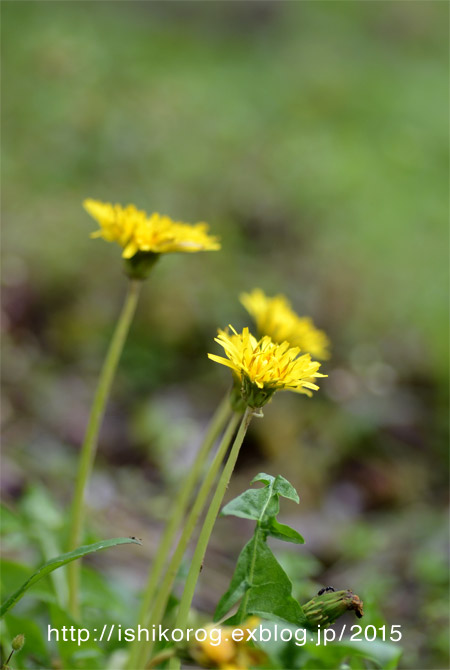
(67, 279), (141, 618)
(146, 649), (175, 668)
(2, 649), (14, 669)
(167, 408), (253, 670)
(133, 411), (242, 670)
(126, 393), (232, 670)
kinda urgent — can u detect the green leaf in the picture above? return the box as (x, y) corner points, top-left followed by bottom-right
(221, 472), (299, 523)
(215, 535), (306, 626)
(0, 504), (24, 534)
(335, 640), (402, 669)
(267, 518), (304, 544)
(50, 604), (105, 670)
(252, 623), (402, 670)
(0, 560), (54, 604)
(302, 636), (402, 670)
(0, 537), (141, 618)
(216, 473), (305, 626)
(221, 486), (280, 521)
(253, 473), (300, 503)
(20, 484), (63, 530)
(214, 539), (254, 620)
(79, 565), (130, 618)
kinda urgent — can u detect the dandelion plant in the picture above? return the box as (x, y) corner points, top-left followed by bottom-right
(66, 200), (220, 617)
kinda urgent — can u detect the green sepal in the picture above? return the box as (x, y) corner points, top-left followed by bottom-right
(123, 251), (159, 279)
(241, 376), (277, 409)
(229, 376), (277, 410)
(229, 382), (248, 413)
(302, 589), (364, 629)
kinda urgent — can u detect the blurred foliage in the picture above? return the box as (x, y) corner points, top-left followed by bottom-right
(1, 1), (448, 669)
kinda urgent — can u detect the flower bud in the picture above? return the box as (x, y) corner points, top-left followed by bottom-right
(302, 589), (364, 629)
(12, 634), (25, 651)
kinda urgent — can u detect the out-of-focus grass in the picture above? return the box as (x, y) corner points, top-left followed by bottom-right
(2, 2), (448, 669)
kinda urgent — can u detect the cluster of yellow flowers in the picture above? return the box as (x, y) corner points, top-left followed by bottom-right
(208, 288), (329, 409)
(84, 200), (329, 408)
(84, 199), (221, 258)
(79, 199), (332, 668)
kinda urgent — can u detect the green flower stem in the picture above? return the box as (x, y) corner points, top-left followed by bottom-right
(2, 648), (14, 669)
(67, 279), (141, 618)
(167, 407), (254, 670)
(133, 410), (243, 670)
(126, 393), (233, 670)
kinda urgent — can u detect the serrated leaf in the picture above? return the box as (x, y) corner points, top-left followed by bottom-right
(214, 539), (253, 620)
(221, 487), (279, 521)
(251, 473), (276, 486)
(222, 473), (299, 524)
(267, 518), (304, 544)
(0, 537), (141, 618)
(252, 473), (300, 503)
(215, 534), (306, 626)
(217, 473), (305, 627)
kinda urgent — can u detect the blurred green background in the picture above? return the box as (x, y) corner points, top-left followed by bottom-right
(2, 2), (448, 669)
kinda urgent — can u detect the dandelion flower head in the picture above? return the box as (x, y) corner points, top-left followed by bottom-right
(83, 199), (221, 258)
(240, 289), (330, 360)
(208, 326), (325, 408)
(191, 617), (265, 669)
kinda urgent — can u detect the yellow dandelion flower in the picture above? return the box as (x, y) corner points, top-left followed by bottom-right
(191, 618), (266, 670)
(83, 199), (220, 259)
(84, 199), (146, 249)
(122, 214), (221, 258)
(193, 624), (235, 667)
(240, 289), (330, 360)
(208, 326), (326, 409)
